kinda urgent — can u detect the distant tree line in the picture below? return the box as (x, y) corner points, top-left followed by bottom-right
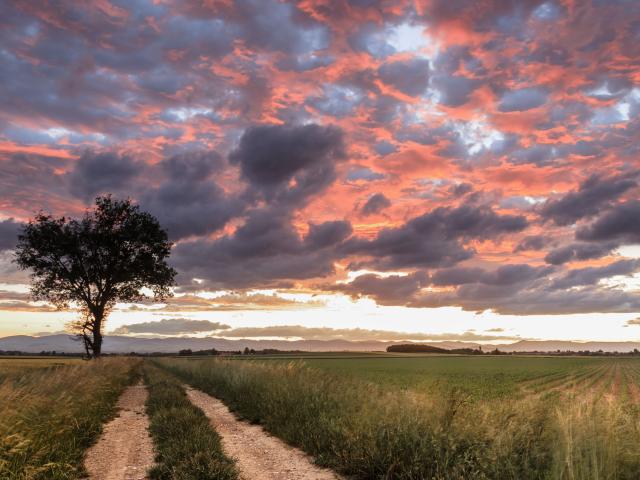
(386, 344), (640, 356)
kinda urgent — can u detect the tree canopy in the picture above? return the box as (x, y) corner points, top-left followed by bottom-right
(15, 196), (176, 357)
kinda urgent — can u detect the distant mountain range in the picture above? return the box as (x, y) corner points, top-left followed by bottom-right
(1, 334), (640, 354)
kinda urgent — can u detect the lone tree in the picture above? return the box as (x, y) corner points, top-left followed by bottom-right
(15, 196), (176, 358)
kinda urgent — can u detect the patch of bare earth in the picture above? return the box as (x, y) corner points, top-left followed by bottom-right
(186, 387), (342, 480)
(84, 384), (155, 480)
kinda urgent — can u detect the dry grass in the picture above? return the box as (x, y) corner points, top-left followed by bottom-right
(158, 357), (640, 480)
(0, 358), (140, 479)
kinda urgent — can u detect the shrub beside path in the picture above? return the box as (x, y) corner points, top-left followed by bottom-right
(84, 383), (155, 480)
(186, 387), (342, 480)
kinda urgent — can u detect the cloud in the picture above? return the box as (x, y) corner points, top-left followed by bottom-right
(540, 174), (637, 226)
(498, 88), (548, 112)
(378, 58), (430, 96)
(68, 151), (143, 200)
(550, 259), (640, 290)
(361, 193), (391, 216)
(219, 324), (523, 342)
(132, 292), (324, 312)
(325, 271), (428, 305)
(514, 235), (549, 252)
(544, 242), (617, 265)
(112, 318), (231, 335)
(431, 264), (552, 286)
(0, 219), (22, 251)
(343, 202), (528, 269)
(576, 201), (640, 245)
(172, 208), (350, 289)
(229, 123), (346, 204)
(141, 151), (244, 240)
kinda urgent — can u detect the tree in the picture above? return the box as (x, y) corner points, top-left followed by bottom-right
(15, 196), (176, 358)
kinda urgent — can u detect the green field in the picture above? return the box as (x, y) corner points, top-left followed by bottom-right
(3, 354), (640, 479)
(0, 357), (84, 381)
(161, 354), (640, 479)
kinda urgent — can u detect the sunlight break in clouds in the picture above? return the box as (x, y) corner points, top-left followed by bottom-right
(0, 0), (639, 343)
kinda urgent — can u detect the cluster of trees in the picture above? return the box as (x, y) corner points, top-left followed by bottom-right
(387, 344), (487, 355)
(387, 344), (640, 356)
(177, 348), (220, 356)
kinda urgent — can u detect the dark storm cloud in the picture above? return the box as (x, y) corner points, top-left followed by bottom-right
(229, 124), (346, 204)
(544, 242), (618, 265)
(540, 174), (638, 226)
(232, 0), (329, 55)
(410, 285), (640, 315)
(498, 88), (548, 112)
(448, 183), (473, 198)
(141, 151), (244, 241)
(576, 201), (640, 245)
(550, 259), (640, 290)
(112, 318), (231, 335)
(325, 271), (429, 305)
(344, 203), (528, 269)
(378, 58), (430, 97)
(431, 264), (552, 286)
(304, 221), (352, 250)
(0, 219), (22, 251)
(514, 235), (549, 252)
(68, 151), (143, 200)
(361, 193), (391, 216)
(433, 75), (480, 107)
(172, 208), (351, 289)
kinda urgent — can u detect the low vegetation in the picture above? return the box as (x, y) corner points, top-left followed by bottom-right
(158, 356), (640, 480)
(0, 357), (139, 479)
(143, 362), (238, 480)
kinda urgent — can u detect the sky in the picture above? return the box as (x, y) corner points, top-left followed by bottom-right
(0, 0), (639, 343)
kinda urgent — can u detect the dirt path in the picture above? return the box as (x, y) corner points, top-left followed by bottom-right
(84, 384), (155, 480)
(186, 387), (342, 480)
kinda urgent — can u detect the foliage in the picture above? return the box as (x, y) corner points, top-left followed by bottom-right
(14, 196), (176, 357)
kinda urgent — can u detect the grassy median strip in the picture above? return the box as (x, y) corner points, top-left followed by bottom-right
(0, 357), (140, 480)
(143, 362), (238, 480)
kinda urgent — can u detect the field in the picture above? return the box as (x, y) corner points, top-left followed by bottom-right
(2, 354), (640, 479)
(0, 357), (84, 382)
(160, 355), (640, 479)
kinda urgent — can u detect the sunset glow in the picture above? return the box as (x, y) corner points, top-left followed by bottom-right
(1, 0), (639, 343)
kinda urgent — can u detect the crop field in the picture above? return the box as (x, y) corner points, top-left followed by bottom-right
(0, 357), (84, 381)
(3, 354), (640, 479)
(160, 355), (640, 479)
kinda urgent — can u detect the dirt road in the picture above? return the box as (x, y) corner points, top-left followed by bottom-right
(186, 387), (342, 480)
(84, 384), (155, 480)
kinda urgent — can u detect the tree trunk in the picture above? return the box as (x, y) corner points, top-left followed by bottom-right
(92, 313), (103, 358)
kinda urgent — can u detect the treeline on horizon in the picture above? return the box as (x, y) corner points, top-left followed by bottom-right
(4, 347), (640, 357)
(386, 344), (640, 356)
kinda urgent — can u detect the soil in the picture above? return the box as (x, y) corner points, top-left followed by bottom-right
(84, 384), (155, 480)
(186, 387), (342, 480)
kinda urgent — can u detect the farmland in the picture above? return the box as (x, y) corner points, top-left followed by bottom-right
(160, 355), (640, 479)
(2, 354), (640, 479)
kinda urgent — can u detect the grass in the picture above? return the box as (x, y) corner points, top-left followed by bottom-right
(143, 361), (238, 480)
(0, 357), (140, 479)
(0, 357), (84, 382)
(158, 356), (640, 480)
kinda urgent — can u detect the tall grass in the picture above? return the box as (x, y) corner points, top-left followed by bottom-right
(0, 358), (139, 479)
(158, 358), (640, 480)
(144, 362), (238, 480)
